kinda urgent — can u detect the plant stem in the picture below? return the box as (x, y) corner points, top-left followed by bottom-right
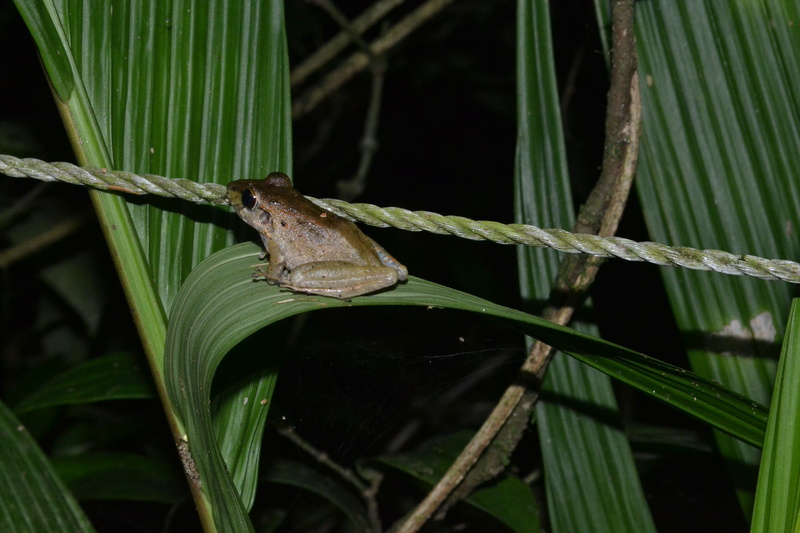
(291, 0), (405, 87)
(393, 0), (641, 530)
(292, 0), (455, 118)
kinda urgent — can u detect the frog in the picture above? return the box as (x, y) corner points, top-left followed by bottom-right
(227, 172), (408, 299)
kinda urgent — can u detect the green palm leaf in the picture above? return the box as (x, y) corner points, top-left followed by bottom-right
(165, 242), (769, 531)
(13, 0), (291, 529)
(632, 0), (800, 516)
(752, 298), (800, 532)
(0, 400), (95, 532)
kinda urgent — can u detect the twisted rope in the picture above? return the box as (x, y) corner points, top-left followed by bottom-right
(0, 154), (229, 205)
(3, 154), (800, 283)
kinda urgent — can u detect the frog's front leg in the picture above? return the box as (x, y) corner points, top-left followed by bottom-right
(258, 235), (271, 260)
(254, 236), (290, 284)
(280, 261), (401, 299)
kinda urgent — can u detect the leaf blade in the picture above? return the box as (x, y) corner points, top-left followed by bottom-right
(165, 242), (770, 530)
(0, 399), (95, 533)
(15, 2), (292, 528)
(14, 353), (155, 414)
(631, 0), (800, 514)
(751, 299), (800, 533)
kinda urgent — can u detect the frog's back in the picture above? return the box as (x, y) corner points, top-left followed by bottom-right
(229, 173), (386, 270)
(271, 197), (384, 269)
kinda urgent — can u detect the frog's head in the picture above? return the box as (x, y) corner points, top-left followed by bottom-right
(227, 176), (286, 234)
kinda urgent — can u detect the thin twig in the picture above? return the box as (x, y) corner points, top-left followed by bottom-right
(0, 182), (49, 229)
(292, 0), (455, 118)
(307, 0), (388, 200)
(560, 39), (586, 117)
(291, 0), (406, 87)
(393, 0), (641, 529)
(0, 214), (91, 268)
(274, 420), (382, 533)
(309, 0), (384, 65)
(338, 57), (386, 200)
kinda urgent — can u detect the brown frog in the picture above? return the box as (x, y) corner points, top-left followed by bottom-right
(227, 172), (408, 299)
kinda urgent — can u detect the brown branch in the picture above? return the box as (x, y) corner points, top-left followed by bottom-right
(308, 0), (384, 65)
(274, 420), (382, 533)
(292, 0), (456, 118)
(306, 0), (388, 201)
(0, 214), (90, 268)
(291, 0), (406, 87)
(393, 1), (641, 530)
(338, 63), (386, 201)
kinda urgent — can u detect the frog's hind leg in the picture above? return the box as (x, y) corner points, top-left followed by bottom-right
(367, 237), (408, 281)
(283, 261), (400, 299)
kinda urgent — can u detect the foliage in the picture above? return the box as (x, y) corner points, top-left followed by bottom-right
(1, 1), (799, 532)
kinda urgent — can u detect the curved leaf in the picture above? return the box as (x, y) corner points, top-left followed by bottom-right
(14, 353), (155, 414)
(15, 1), (292, 527)
(262, 459), (370, 532)
(53, 452), (185, 504)
(0, 399), (94, 532)
(751, 298), (800, 532)
(212, 370), (278, 511)
(165, 242), (769, 531)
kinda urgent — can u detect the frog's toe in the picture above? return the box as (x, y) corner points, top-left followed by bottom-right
(273, 274), (294, 287)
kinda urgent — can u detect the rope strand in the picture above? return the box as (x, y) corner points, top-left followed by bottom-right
(2, 153), (799, 283)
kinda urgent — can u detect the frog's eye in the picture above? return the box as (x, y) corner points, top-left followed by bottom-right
(241, 189), (257, 210)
